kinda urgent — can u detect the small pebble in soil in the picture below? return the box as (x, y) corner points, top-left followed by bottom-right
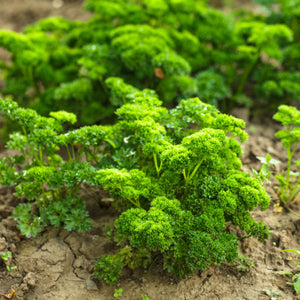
(52, 0), (64, 9)
(24, 272), (37, 287)
(86, 279), (98, 291)
(0, 237), (8, 252)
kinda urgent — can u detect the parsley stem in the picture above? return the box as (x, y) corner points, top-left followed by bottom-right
(153, 153), (162, 176)
(66, 145), (72, 160)
(234, 52), (260, 101)
(39, 146), (44, 163)
(71, 145), (76, 160)
(184, 158), (204, 183)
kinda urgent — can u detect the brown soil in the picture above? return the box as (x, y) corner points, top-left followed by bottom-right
(1, 1), (300, 300)
(0, 0), (90, 32)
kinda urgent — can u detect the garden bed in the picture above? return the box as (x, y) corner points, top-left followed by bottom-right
(1, 1), (300, 299)
(1, 118), (300, 300)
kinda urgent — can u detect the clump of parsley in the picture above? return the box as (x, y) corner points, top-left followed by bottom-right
(0, 77), (270, 282)
(93, 78), (270, 284)
(0, 97), (113, 237)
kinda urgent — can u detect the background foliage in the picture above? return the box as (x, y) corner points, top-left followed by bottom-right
(0, 0), (299, 129)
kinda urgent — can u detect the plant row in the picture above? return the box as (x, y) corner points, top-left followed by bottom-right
(0, 0), (299, 130)
(0, 78), (272, 284)
(1, 0), (300, 287)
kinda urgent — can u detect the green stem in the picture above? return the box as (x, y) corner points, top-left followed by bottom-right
(39, 146), (44, 163)
(238, 233), (252, 240)
(22, 149), (29, 165)
(278, 141), (299, 205)
(21, 126), (43, 166)
(51, 190), (56, 201)
(188, 160), (203, 181)
(290, 188), (300, 205)
(84, 150), (89, 162)
(286, 146), (292, 187)
(70, 183), (82, 197)
(27, 67), (41, 97)
(285, 142), (297, 198)
(146, 254), (160, 273)
(31, 148), (43, 166)
(184, 158), (205, 183)
(234, 53), (260, 98)
(89, 146), (101, 163)
(288, 172), (300, 197)
(153, 153), (162, 176)
(285, 182), (300, 206)
(66, 145), (72, 161)
(41, 184), (46, 208)
(76, 148), (84, 162)
(71, 145), (76, 160)
(128, 198), (140, 208)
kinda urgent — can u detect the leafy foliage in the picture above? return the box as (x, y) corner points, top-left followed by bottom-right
(92, 79), (270, 284)
(249, 0), (300, 107)
(280, 249), (300, 294)
(0, 98), (112, 236)
(272, 105), (300, 207)
(1, 77), (270, 282)
(0, 0), (298, 128)
(253, 153), (281, 185)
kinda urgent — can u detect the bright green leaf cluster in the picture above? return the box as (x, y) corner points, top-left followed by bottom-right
(0, 97), (103, 236)
(92, 79), (270, 283)
(272, 105), (300, 206)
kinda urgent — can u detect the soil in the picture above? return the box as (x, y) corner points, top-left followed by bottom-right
(1, 1), (300, 300)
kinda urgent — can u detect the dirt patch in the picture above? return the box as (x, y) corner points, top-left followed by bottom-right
(0, 0), (90, 32)
(0, 0), (91, 63)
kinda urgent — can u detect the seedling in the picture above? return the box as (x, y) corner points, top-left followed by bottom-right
(1, 251), (11, 262)
(114, 288), (123, 298)
(273, 105), (300, 207)
(253, 153), (281, 185)
(280, 249), (300, 294)
(262, 289), (282, 300)
(236, 254), (254, 271)
(1, 251), (17, 271)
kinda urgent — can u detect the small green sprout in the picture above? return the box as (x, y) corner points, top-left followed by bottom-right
(114, 288), (123, 297)
(1, 251), (17, 271)
(1, 251), (12, 262)
(236, 253), (254, 271)
(254, 153), (281, 185)
(262, 289), (282, 300)
(280, 249), (300, 294)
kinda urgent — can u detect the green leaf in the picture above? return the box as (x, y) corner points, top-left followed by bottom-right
(257, 155), (281, 165)
(281, 249), (300, 257)
(293, 274), (300, 294)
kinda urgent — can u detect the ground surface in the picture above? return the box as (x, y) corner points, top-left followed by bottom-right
(1, 1), (300, 300)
